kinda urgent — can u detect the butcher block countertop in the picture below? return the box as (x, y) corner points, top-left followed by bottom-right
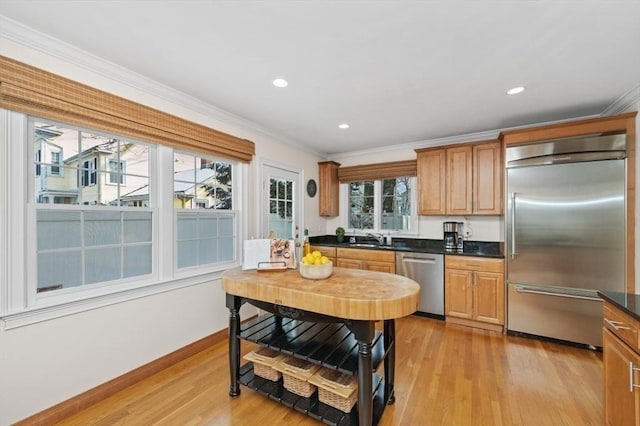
(222, 266), (420, 321)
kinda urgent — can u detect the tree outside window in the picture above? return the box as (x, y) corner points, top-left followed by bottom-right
(348, 181), (374, 229)
(348, 177), (413, 232)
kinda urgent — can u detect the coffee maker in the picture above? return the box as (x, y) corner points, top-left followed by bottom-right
(443, 221), (464, 251)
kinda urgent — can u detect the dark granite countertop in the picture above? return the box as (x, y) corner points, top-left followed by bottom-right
(309, 235), (504, 259)
(599, 291), (640, 322)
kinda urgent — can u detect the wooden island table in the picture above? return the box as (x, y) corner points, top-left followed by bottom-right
(222, 266), (420, 426)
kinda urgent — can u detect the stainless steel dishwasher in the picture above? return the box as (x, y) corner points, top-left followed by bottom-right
(395, 251), (444, 318)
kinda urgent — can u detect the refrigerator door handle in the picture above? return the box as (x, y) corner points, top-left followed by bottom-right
(510, 192), (517, 260)
(514, 285), (602, 302)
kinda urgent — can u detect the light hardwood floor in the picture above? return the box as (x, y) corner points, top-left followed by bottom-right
(57, 315), (603, 426)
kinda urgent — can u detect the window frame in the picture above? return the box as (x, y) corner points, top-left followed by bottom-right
(81, 158), (97, 187)
(0, 110), (245, 328)
(108, 158), (126, 185)
(172, 151), (240, 274)
(49, 149), (62, 176)
(343, 176), (418, 235)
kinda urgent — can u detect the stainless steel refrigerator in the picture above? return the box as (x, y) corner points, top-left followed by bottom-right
(506, 133), (627, 348)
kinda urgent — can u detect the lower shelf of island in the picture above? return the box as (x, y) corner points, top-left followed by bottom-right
(239, 313), (387, 373)
(237, 313), (393, 425)
(239, 362), (387, 426)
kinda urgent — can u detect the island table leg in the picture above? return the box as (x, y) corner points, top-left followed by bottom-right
(383, 319), (396, 404)
(351, 321), (375, 426)
(226, 294), (242, 397)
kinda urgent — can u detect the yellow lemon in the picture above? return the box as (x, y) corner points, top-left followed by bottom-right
(312, 250), (322, 258)
(320, 256), (330, 264)
(305, 253), (315, 263)
(313, 257), (322, 265)
(300, 257), (308, 265)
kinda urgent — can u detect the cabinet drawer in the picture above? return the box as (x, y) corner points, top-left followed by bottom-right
(445, 255), (504, 273)
(604, 302), (640, 350)
(309, 245), (336, 258)
(336, 248), (395, 263)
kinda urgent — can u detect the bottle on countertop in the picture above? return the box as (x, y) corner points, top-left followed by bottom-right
(303, 229), (310, 256)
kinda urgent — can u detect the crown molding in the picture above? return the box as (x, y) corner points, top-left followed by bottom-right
(327, 113), (606, 162)
(0, 15), (317, 154)
(327, 129), (500, 161)
(602, 82), (640, 116)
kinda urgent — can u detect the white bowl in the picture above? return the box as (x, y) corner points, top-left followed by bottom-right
(299, 261), (333, 280)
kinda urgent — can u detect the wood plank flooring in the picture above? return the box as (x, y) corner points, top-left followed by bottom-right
(56, 316), (603, 426)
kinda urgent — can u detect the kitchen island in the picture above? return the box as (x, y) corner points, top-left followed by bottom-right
(222, 267), (420, 426)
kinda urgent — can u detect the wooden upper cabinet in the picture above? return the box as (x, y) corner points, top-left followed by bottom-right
(473, 141), (502, 214)
(416, 148), (446, 215)
(446, 145), (473, 215)
(416, 139), (503, 216)
(318, 161), (340, 217)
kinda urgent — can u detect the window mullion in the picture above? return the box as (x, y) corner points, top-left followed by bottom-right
(157, 145), (173, 280)
(5, 111), (30, 311)
(373, 180), (382, 231)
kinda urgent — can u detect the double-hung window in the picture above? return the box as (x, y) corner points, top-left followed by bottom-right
(0, 112), (244, 324)
(32, 119), (153, 295)
(50, 150), (61, 176)
(347, 176), (416, 232)
(0, 57), (253, 326)
(108, 158), (126, 184)
(81, 158), (97, 187)
(173, 153), (237, 270)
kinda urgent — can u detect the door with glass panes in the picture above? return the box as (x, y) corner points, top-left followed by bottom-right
(262, 164), (301, 251)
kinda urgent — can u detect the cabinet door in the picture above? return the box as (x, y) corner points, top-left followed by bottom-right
(473, 141), (502, 214)
(364, 261), (395, 274)
(337, 259), (363, 270)
(445, 268), (473, 319)
(446, 145), (473, 215)
(603, 328), (640, 426)
(473, 271), (504, 325)
(416, 148), (446, 215)
(309, 245), (337, 265)
(318, 161), (340, 217)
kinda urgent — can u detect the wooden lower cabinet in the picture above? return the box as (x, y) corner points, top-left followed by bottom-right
(603, 301), (640, 426)
(336, 248), (395, 274)
(444, 256), (504, 332)
(309, 244), (336, 265)
(309, 245), (395, 273)
(604, 328), (640, 426)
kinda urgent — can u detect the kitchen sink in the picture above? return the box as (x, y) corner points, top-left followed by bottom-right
(347, 243), (395, 249)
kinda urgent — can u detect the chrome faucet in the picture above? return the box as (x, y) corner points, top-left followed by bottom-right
(366, 233), (385, 245)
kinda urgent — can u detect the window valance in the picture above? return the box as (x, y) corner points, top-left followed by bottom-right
(0, 55), (255, 162)
(337, 159), (417, 182)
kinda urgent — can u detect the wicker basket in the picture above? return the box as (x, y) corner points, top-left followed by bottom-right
(309, 368), (358, 413)
(274, 357), (321, 397)
(243, 347), (287, 382)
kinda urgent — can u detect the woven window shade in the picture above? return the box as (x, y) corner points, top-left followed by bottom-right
(0, 55), (255, 162)
(337, 160), (417, 182)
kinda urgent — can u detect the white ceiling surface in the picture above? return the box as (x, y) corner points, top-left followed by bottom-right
(1, 1), (640, 156)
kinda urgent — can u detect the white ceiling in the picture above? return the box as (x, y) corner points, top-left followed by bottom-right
(1, 1), (640, 156)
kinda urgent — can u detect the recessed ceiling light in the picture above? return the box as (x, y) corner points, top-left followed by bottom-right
(507, 86), (525, 95)
(338, 123), (349, 129)
(272, 78), (288, 88)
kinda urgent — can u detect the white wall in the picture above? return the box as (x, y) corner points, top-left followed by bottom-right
(0, 37), (326, 423)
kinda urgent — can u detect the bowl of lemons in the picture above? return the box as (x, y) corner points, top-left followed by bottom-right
(299, 250), (333, 279)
